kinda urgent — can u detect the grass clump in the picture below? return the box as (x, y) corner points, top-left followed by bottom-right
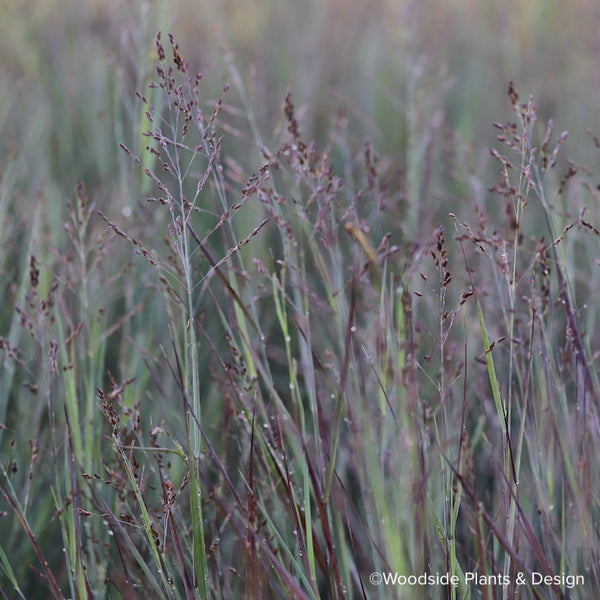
(1, 8), (600, 600)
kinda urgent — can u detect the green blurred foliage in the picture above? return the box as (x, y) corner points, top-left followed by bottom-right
(1, 0), (599, 219)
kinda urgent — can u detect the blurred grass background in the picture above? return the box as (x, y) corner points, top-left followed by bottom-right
(2, 0), (599, 233)
(0, 0), (600, 164)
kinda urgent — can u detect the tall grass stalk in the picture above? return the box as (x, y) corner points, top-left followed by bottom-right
(137, 33), (213, 596)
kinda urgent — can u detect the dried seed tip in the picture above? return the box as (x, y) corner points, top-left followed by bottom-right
(156, 32), (165, 61)
(508, 80), (519, 108)
(459, 291), (474, 305)
(558, 163), (578, 194)
(585, 127), (600, 149)
(526, 95), (537, 121)
(29, 255), (39, 288)
(75, 180), (88, 206)
(283, 93), (305, 153)
(173, 49), (183, 67)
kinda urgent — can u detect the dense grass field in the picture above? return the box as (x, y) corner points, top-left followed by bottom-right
(1, 1), (600, 598)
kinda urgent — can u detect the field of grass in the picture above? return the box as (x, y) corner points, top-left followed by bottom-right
(1, 1), (600, 598)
